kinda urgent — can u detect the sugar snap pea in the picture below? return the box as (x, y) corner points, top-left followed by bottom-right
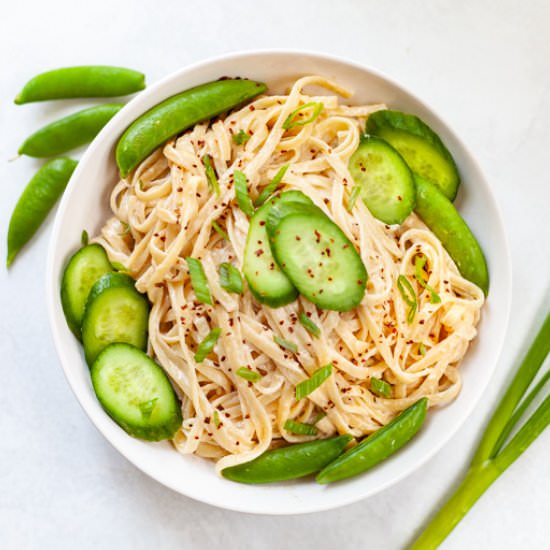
(414, 175), (489, 295)
(7, 158), (78, 266)
(15, 66), (145, 104)
(222, 435), (352, 484)
(19, 104), (123, 157)
(316, 398), (428, 484)
(116, 78), (267, 177)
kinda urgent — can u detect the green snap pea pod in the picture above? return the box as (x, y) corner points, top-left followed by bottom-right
(15, 66), (145, 104)
(414, 175), (489, 295)
(7, 158), (78, 266)
(19, 104), (123, 157)
(316, 398), (428, 484)
(222, 435), (352, 484)
(116, 78), (267, 177)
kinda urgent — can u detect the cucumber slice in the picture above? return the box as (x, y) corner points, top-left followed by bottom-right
(414, 175), (489, 295)
(367, 110), (460, 201)
(348, 136), (416, 225)
(60, 244), (112, 339)
(243, 190), (311, 307)
(91, 343), (182, 441)
(82, 272), (149, 366)
(271, 210), (368, 311)
(264, 190), (314, 236)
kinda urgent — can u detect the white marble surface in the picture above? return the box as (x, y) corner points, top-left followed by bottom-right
(1, 1), (549, 548)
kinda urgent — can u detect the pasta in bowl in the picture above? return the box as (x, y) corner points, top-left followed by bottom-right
(47, 51), (510, 513)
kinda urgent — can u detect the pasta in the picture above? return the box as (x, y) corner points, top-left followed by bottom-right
(95, 76), (484, 473)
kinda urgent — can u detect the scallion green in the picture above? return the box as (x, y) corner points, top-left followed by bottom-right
(234, 170), (254, 218)
(235, 367), (262, 383)
(296, 364), (333, 400)
(283, 102), (324, 130)
(284, 419), (318, 436)
(194, 328), (222, 363)
(397, 274), (417, 324)
(299, 312), (321, 338)
(213, 410), (221, 427)
(202, 154), (220, 197)
(211, 221), (229, 241)
(273, 335), (298, 353)
(232, 129), (251, 145)
(414, 254), (441, 304)
(254, 164), (289, 206)
(313, 411), (327, 423)
(219, 262), (243, 294)
(185, 257), (213, 305)
(81, 229), (89, 246)
(347, 185), (362, 212)
(370, 377), (392, 398)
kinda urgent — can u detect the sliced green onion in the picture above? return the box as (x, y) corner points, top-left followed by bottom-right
(118, 221), (130, 236)
(111, 261), (128, 273)
(236, 366), (262, 382)
(254, 164), (289, 206)
(234, 170), (254, 218)
(370, 377), (392, 398)
(81, 229), (89, 246)
(283, 102), (324, 130)
(419, 343), (427, 356)
(284, 419), (318, 436)
(273, 335), (298, 353)
(232, 129), (251, 145)
(219, 262), (243, 294)
(299, 312), (321, 338)
(296, 364), (333, 400)
(194, 328), (222, 363)
(397, 274), (417, 324)
(415, 255), (441, 304)
(213, 410), (221, 427)
(211, 220), (229, 241)
(347, 185), (362, 212)
(185, 257), (213, 305)
(202, 154), (220, 197)
(313, 411), (327, 423)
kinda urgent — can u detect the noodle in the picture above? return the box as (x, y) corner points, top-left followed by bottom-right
(95, 76), (484, 473)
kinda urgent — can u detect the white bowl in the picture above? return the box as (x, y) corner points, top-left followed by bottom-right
(46, 50), (511, 515)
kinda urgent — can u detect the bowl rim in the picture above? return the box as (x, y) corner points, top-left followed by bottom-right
(46, 48), (512, 514)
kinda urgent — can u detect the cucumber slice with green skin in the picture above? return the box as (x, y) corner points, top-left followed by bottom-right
(82, 272), (150, 366)
(414, 175), (489, 295)
(271, 210), (368, 311)
(243, 191), (312, 307)
(60, 244), (113, 339)
(264, 190), (314, 236)
(348, 136), (416, 225)
(91, 343), (182, 441)
(367, 110), (460, 201)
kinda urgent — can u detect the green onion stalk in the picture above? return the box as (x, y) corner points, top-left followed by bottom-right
(411, 311), (550, 549)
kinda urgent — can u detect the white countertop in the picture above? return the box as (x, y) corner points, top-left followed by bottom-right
(1, 1), (549, 548)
